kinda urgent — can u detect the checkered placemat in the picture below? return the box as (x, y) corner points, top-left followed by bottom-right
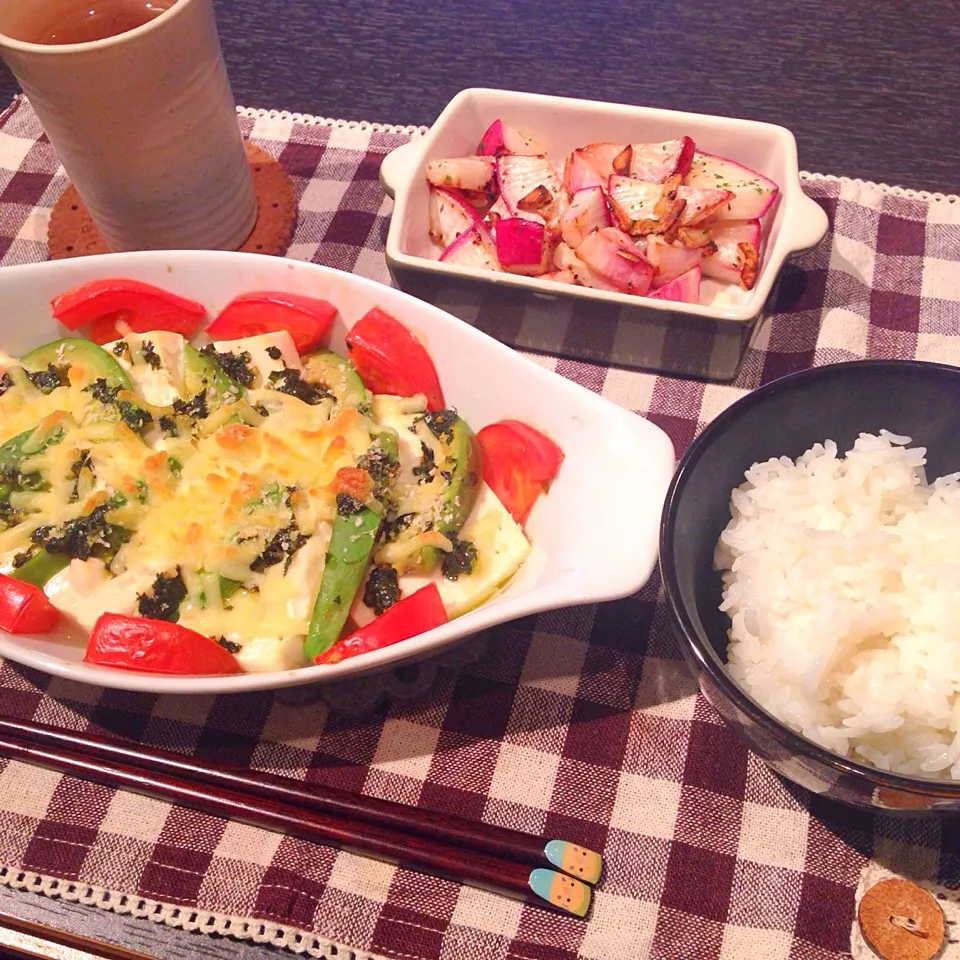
(1, 93), (959, 960)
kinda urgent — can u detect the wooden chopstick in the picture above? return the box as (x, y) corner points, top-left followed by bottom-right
(0, 910), (157, 959)
(0, 717), (602, 885)
(0, 724), (592, 918)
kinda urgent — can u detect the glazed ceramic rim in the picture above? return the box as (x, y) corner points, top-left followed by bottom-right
(659, 359), (960, 803)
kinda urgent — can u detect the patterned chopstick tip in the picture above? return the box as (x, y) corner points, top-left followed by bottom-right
(544, 840), (603, 884)
(528, 869), (591, 917)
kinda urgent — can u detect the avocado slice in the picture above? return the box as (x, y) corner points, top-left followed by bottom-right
(302, 349), (371, 414)
(399, 483), (531, 618)
(20, 338), (132, 393)
(372, 398), (481, 574)
(183, 344), (244, 411)
(19, 339), (155, 433)
(0, 420), (70, 523)
(11, 494), (130, 587)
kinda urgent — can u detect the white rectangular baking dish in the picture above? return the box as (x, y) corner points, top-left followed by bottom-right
(381, 88), (828, 380)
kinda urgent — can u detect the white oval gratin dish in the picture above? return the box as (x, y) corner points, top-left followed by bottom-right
(0, 252), (676, 695)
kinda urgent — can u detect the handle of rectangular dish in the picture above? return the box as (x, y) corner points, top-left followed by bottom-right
(788, 192), (830, 256)
(379, 140), (424, 199)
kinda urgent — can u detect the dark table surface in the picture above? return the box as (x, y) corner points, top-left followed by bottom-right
(1, 0), (959, 195)
(0, 1), (957, 958)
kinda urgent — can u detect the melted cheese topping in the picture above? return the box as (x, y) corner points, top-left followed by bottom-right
(0, 335), (383, 669)
(0, 371), (109, 448)
(113, 402), (376, 642)
(0, 410), (168, 558)
(2, 333), (535, 674)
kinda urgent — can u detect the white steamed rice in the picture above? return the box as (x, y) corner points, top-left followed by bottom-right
(716, 430), (960, 779)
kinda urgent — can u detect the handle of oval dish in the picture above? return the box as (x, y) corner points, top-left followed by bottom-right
(379, 140), (424, 199)
(787, 191), (830, 256)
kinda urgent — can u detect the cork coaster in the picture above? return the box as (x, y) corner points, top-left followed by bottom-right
(47, 142), (297, 259)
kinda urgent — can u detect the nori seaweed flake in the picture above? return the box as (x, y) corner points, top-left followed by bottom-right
(137, 568), (187, 621)
(27, 364), (68, 393)
(172, 391), (209, 420)
(141, 341), (162, 369)
(199, 344), (255, 388)
(249, 524), (309, 573)
(267, 368), (330, 406)
(419, 409), (458, 444)
(362, 563), (400, 615)
(412, 441), (436, 483)
(336, 493), (364, 517)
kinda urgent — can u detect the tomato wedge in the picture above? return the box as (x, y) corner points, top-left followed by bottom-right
(344, 307), (445, 410)
(315, 583), (448, 665)
(51, 278), (207, 344)
(205, 291), (338, 354)
(476, 420), (564, 525)
(0, 573), (59, 634)
(84, 613), (242, 675)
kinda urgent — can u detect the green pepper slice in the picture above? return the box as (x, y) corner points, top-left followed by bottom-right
(304, 501), (380, 660)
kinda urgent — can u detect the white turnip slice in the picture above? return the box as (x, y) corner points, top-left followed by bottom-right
(439, 222), (501, 271)
(701, 219), (762, 289)
(426, 156), (497, 192)
(429, 185), (481, 248)
(608, 175), (685, 237)
(554, 242), (621, 292)
(540, 267), (577, 284)
(459, 189), (497, 211)
(578, 227), (654, 296)
(645, 235), (709, 288)
(558, 186), (611, 249)
(503, 125), (548, 156)
(563, 150), (606, 193)
(684, 152), (779, 219)
(497, 154), (567, 221)
(708, 219), (761, 245)
(579, 142), (627, 180)
(650, 266), (701, 303)
(485, 195), (511, 227)
(476, 120), (548, 157)
(676, 225), (716, 248)
(607, 176), (660, 223)
(625, 136), (696, 182)
(676, 185), (735, 225)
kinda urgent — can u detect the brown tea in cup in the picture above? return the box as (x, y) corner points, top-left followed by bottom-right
(16, 0), (175, 45)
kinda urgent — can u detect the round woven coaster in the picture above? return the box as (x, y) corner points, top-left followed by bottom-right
(47, 142), (297, 259)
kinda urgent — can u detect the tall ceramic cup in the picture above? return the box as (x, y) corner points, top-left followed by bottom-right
(0, 0), (257, 252)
